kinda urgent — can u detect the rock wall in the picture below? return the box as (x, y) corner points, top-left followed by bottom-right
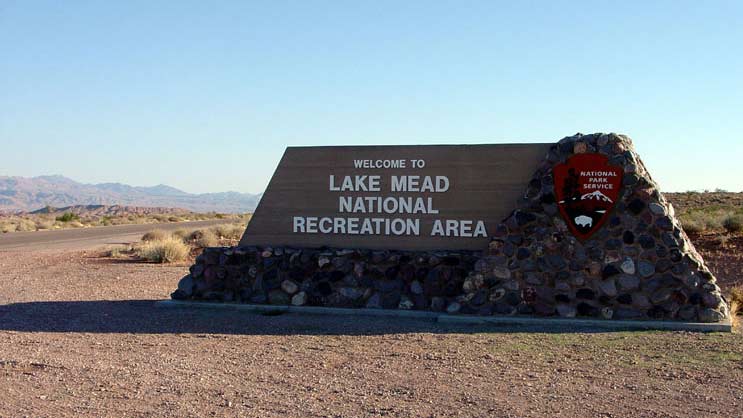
(172, 133), (729, 323)
(173, 247), (481, 313)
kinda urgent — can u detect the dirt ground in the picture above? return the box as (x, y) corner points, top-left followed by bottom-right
(0, 249), (741, 417)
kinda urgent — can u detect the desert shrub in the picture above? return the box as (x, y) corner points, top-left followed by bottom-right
(141, 229), (170, 242)
(196, 230), (220, 248)
(136, 237), (190, 263)
(0, 222), (16, 233)
(211, 223), (244, 240)
(171, 228), (191, 242)
(189, 228), (219, 248)
(701, 214), (725, 231)
(679, 215), (705, 234)
(679, 210), (731, 233)
(68, 221), (84, 228)
(107, 245), (130, 258)
(35, 220), (54, 230)
(729, 288), (742, 329)
(16, 219), (37, 232)
(730, 287), (743, 314)
(187, 229), (203, 241)
(722, 215), (743, 234)
(56, 212), (79, 222)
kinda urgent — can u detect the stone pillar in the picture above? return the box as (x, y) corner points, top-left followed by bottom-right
(469, 133), (728, 322)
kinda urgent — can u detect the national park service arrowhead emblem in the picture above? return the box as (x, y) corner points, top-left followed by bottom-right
(553, 154), (623, 240)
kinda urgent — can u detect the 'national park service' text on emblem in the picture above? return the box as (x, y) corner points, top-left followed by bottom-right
(553, 154), (623, 240)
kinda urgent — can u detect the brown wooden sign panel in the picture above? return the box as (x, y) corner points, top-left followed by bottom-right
(240, 144), (552, 251)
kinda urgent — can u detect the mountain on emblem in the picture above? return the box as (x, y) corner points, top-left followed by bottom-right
(553, 154), (623, 240)
(581, 190), (613, 203)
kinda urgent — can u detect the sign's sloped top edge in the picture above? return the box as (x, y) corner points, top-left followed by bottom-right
(285, 143), (554, 150)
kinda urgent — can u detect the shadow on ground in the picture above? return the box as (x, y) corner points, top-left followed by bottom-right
(0, 300), (652, 336)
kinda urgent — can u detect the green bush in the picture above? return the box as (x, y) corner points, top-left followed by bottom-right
(56, 212), (79, 222)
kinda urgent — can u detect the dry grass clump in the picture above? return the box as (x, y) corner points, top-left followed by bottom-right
(211, 223), (244, 240)
(730, 287), (743, 315)
(681, 219), (704, 234)
(679, 211), (725, 234)
(678, 206), (743, 235)
(141, 229), (170, 242)
(0, 222), (16, 233)
(171, 228), (191, 241)
(106, 221), (247, 263)
(106, 245), (131, 258)
(0, 219), (37, 232)
(35, 219), (55, 230)
(728, 287), (742, 331)
(137, 222), (245, 255)
(16, 219), (37, 232)
(136, 237), (190, 263)
(189, 229), (220, 248)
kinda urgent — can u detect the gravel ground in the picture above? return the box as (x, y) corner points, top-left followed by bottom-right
(0, 249), (741, 417)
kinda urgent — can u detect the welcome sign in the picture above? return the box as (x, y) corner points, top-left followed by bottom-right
(180, 133), (730, 327)
(240, 144), (551, 250)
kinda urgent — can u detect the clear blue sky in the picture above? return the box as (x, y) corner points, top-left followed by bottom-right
(1, 1), (741, 194)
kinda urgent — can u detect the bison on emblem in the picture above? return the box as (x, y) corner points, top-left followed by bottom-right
(574, 215), (593, 228)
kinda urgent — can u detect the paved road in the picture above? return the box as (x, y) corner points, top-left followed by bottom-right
(0, 220), (235, 251)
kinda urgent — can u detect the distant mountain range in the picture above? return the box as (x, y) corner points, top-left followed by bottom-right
(0, 175), (261, 213)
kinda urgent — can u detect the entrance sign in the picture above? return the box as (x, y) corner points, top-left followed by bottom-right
(240, 144), (551, 250)
(177, 133), (731, 326)
(553, 154), (623, 240)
